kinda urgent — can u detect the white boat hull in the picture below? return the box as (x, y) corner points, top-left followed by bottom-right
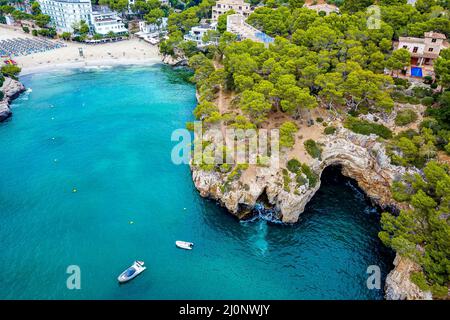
(118, 261), (146, 283)
(176, 241), (194, 250)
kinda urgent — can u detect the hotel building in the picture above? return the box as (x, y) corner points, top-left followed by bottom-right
(90, 9), (127, 35)
(37, 0), (92, 33)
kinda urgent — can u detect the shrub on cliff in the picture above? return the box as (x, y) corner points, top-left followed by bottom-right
(304, 139), (322, 159)
(395, 109), (418, 126)
(1, 65), (21, 79)
(344, 116), (393, 139)
(287, 159), (301, 173)
(426, 92), (450, 130)
(282, 168), (291, 192)
(286, 158), (319, 189)
(421, 96), (434, 107)
(387, 125), (440, 168)
(300, 164), (318, 188)
(393, 77), (409, 89)
(379, 161), (450, 298)
(324, 126), (336, 135)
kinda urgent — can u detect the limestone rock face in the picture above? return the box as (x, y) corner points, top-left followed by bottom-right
(2, 78), (26, 100)
(0, 77), (26, 122)
(191, 127), (410, 223)
(316, 130), (410, 212)
(385, 254), (432, 300)
(161, 50), (188, 67)
(0, 101), (12, 121)
(190, 127), (429, 299)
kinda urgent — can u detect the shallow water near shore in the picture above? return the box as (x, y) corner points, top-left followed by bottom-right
(0, 65), (393, 299)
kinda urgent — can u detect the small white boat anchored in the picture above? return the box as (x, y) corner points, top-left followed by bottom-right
(176, 241), (194, 250)
(117, 261), (146, 283)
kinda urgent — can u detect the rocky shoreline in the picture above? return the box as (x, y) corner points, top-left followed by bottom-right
(191, 126), (410, 223)
(190, 126), (430, 299)
(184, 73), (431, 299)
(0, 77), (26, 122)
(161, 50), (188, 67)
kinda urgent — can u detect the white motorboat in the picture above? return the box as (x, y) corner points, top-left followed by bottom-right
(117, 261), (146, 283)
(175, 241), (194, 250)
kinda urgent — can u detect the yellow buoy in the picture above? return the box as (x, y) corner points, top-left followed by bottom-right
(129, 221), (134, 224)
(72, 188), (77, 193)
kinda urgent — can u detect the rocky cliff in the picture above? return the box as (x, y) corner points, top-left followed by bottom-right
(190, 125), (430, 300)
(0, 77), (26, 122)
(191, 127), (410, 223)
(161, 49), (188, 67)
(385, 254), (432, 300)
(167, 61), (429, 300)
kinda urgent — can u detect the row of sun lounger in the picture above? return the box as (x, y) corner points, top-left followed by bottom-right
(0, 37), (66, 57)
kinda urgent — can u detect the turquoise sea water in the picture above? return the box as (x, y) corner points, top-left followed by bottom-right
(0, 65), (393, 299)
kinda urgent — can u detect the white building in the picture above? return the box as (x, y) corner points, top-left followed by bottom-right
(211, 0), (253, 21)
(184, 22), (218, 47)
(37, 0), (92, 33)
(397, 32), (447, 66)
(136, 17), (168, 44)
(138, 17), (168, 34)
(90, 10), (128, 35)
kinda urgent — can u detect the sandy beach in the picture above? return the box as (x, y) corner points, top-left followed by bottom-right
(1, 25), (162, 75)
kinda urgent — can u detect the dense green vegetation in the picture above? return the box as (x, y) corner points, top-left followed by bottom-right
(395, 109), (418, 126)
(344, 116), (393, 139)
(0, 3), (56, 38)
(304, 139), (322, 159)
(426, 91), (450, 130)
(379, 161), (450, 297)
(435, 48), (450, 90)
(184, 1), (450, 296)
(159, 0), (215, 56)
